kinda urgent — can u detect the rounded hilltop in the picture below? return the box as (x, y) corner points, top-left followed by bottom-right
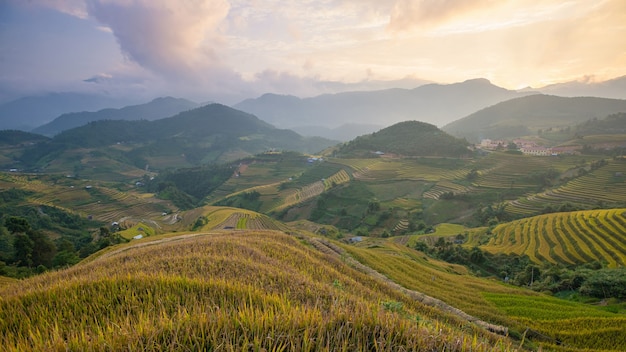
(337, 120), (471, 158)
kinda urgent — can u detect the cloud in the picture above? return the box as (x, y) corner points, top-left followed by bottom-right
(84, 0), (231, 79)
(387, 0), (496, 31)
(83, 73), (113, 83)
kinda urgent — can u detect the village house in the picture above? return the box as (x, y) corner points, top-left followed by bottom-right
(520, 146), (552, 156)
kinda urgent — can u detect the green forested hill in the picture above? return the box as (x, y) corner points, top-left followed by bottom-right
(337, 120), (470, 157)
(443, 94), (626, 141)
(19, 104), (338, 170)
(0, 130), (49, 146)
(574, 112), (626, 135)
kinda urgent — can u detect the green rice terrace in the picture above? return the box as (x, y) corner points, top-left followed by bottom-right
(468, 209), (626, 267)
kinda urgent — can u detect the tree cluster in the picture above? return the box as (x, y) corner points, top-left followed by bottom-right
(145, 164), (233, 209)
(413, 239), (626, 300)
(0, 202), (124, 278)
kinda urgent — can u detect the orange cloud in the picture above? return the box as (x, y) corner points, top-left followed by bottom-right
(85, 0), (230, 79)
(387, 0), (497, 31)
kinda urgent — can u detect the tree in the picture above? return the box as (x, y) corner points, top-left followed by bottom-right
(469, 247), (485, 264)
(13, 233), (34, 267)
(27, 230), (56, 268)
(53, 250), (80, 267)
(5, 217), (31, 234)
(0, 226), (13, 262)
(99, 226), (111, 238)
(579, 268), (626, 299)
(367, 199), (380, 213)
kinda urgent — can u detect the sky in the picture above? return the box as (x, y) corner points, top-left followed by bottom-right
(1, 0), (625, 104)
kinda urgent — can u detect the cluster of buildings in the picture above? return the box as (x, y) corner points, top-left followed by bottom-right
(478, 139), (581, 156)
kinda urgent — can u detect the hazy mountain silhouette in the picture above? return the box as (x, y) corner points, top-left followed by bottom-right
(0, 93), (134, 131)
(233, 79), (535, 136)
(535, 76), (626, 100)
(442, 94), (626, 141)
(291, 123), (384, 142)
(33, 97), (199, 136)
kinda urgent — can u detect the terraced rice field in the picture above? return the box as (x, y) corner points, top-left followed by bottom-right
(270, 170), (351, 212)
(328, 158), (383, 177)
(472, 154), (552, 189)
(214, 212), (285, 231)
(0, 173), (173, 225)
(343, 238), (626, 351)
(473, 209), (626, 267)
(483, 293), (626, 351)
(331, 158), (466, 181)
(505, 158), (626, 216)
(423, 180), (473, 200)
(368, 160), (466, 181)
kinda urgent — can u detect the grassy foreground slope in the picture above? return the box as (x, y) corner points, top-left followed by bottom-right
(343, 238), (626, 352)
(0, 231), (514, 351)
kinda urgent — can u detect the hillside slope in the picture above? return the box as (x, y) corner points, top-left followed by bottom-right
(574, 112), (626, 136)
(0, 130), (49, 146)
(443, 95), (626, 141)
(0, 230), (514, 351)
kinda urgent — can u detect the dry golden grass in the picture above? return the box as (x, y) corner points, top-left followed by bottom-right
(0, 230), (515, 351)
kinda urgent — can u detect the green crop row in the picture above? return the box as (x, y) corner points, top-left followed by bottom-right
(478, 209), (626, 267)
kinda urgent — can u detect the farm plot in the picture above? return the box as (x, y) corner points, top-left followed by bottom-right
(505, 158), (626, 215)
(328, 158), (383, 176)
(352, 158), (467, 182)
(484, 293), (626, 351)
(423, 180), (473, 200)
(270, 170), (351, 212)
(212, 211), (285, 231)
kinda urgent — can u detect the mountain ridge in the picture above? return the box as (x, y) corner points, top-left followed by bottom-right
(0, 92), (135, 131)
(233, 79), (536, 136)
(442, 94), (626, 141)
(32, 97), (199, 136)
(536, 75), (626, 99)
(20, 104), (338, 170)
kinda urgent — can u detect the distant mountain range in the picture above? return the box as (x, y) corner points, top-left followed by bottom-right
(534, 75), (626, 100)
(233, 79), (534, 136)
(291, 123), (384, 142)
(1, 76), (624, 142)
(33, 97), (199, 136)
(0, 93), (135, 131)
(442, 94), (626, 141)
